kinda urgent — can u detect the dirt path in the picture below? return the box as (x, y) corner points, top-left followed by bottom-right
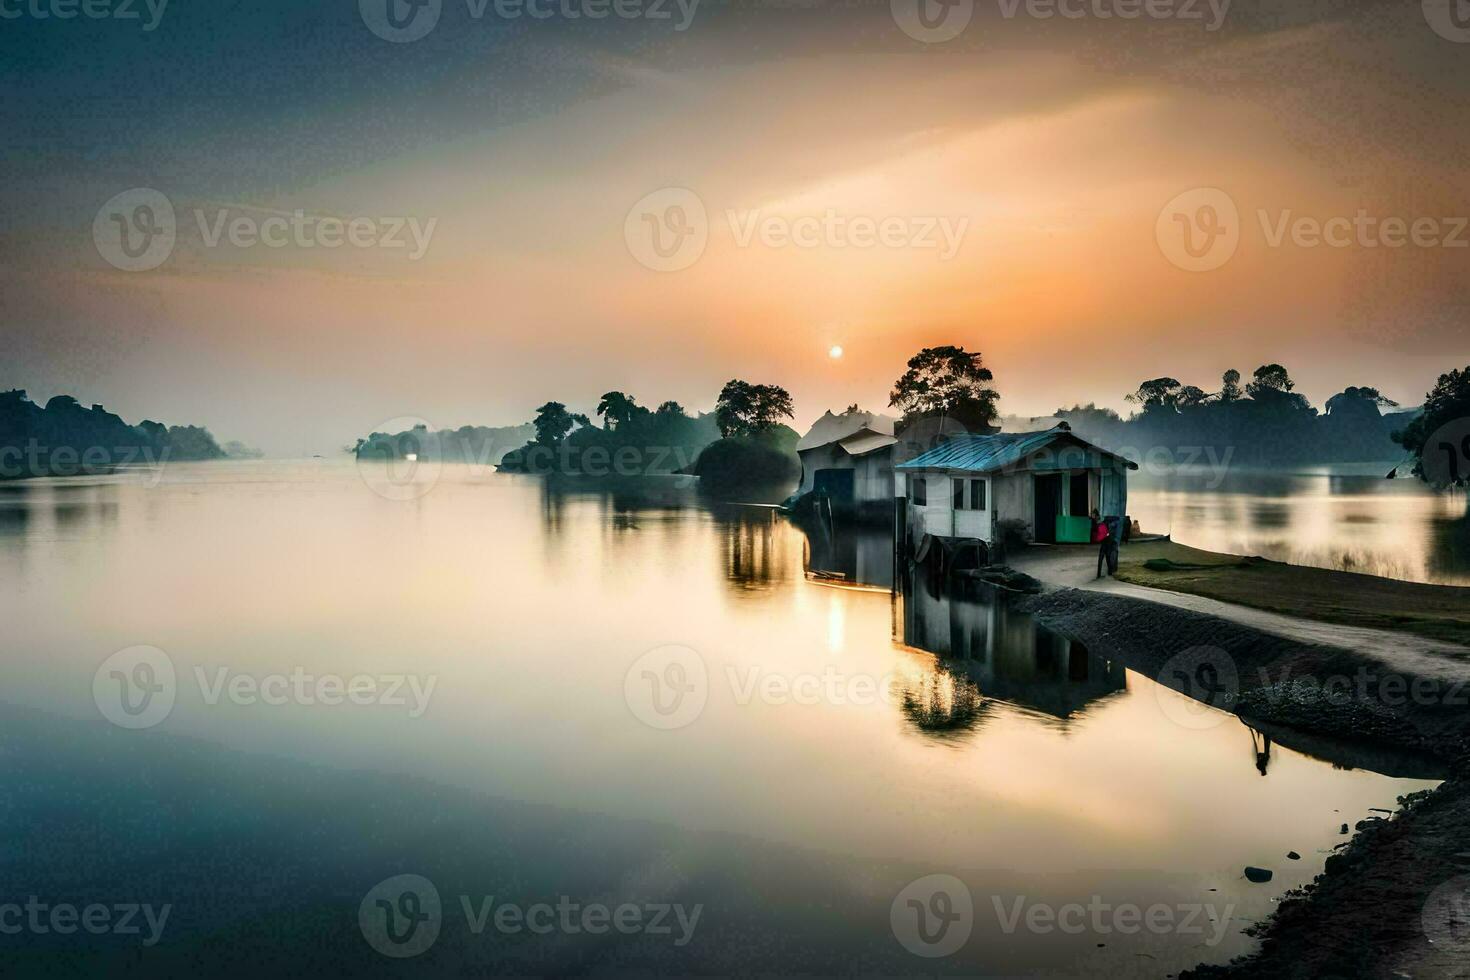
(1010, 545), (1470, 684)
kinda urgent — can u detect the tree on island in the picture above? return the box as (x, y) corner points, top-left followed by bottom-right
(596, 391), (642, 431)
(1393, 366), (1470, 487)
(714, 380), (795, 438)
(1126, 377), (1182, 411)
(533, 402), (578, 447)
(1220, 369), (1244, 403)
(888, 345), (999, 434)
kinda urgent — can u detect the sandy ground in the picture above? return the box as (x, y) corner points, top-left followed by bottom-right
(1010, 545), (1470, 684)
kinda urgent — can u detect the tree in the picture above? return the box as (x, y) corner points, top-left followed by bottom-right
(1177, 385), (1211, 409)
(1246, 363), (1313, 413)
(655, 400), (686, 418)
(1220, 369), (1243, 402)
(888, 346), (999, 431)
(1325, 386), (1398, 416)
(715, 380), (794, 438)
(1246, 363), (1295, 398)
(596, 391), (639, 430)
(533, 402), (575, 447)
(1393, 366), (1470, 486)
(1126, 377), (1183, 410)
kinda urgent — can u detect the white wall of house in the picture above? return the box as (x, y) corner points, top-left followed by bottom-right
(798, 446), (894, 503)
(904, 471), (993, 542)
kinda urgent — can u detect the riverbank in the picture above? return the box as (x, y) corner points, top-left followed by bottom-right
(1012, 586), (1470, 977)
(1112, 539), (1470, 648)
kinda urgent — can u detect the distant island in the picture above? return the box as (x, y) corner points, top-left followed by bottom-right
(351, 381), (803, 497)
(0, 389), (227, 480)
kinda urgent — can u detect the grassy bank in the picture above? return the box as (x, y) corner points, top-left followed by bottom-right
(1113, 540), (1470, 649)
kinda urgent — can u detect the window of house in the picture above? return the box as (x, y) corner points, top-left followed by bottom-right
(950, 477), (987, 510)
(910, 477), (926, 506)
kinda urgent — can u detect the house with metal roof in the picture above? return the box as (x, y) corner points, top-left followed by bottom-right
(895, 424), (1137, 546)
(795, 410), (900, 510)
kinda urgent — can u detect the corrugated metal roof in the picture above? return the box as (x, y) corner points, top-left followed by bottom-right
(895, 428), (1137, 473)
(838, 431), (898, 457)
(796, 410), (897, 451)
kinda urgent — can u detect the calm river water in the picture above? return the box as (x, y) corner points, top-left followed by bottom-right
(0, 460), (1447, 976)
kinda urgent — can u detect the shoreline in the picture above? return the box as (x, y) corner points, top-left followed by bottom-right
(1012, 584), (1470, 976)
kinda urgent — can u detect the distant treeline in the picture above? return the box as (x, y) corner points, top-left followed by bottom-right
(1046, 366), (1421, 466)
(353, 423), (535, 467)
(0, 389), (226, 479)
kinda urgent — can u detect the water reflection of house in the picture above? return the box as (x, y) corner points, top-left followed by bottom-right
(802, 521), (894, 589)
(901, 577), (1125, 724)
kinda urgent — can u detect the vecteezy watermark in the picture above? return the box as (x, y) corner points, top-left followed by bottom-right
(890, 875), (974, 957)
(93, 646), (437, 730)
(0, 0), (168, 30)
(354, 416), (445, 502)
(1153, 646), (1239, 730)
(1157, 187), (1470, 272)
(92, 188), (436, 272)
(1252, 663), (1470, 716)
(996, 0), (1228, 29)
(0, 440), (171, 482)
(624, 188), (708, 273)
(892, 0), (1228, 43)
(623, 646), (925, 730)
(358, 875), (703, 958)
(624, 187), (971, 271)
(359, 0), (698, 43)
(360, 875), (443, 958)
(624, 644), (708, 730)
(1423, 0), (1470, 43)
(0, 899), (171, 946)
(990, 894), (1235, 947)
(94, 646), (177, 730)
(1155, 187), (1241, 272)
(726, 210), (969, 260)
(1421, 416), (1470, 488)
(1422, 876), (1470, 947)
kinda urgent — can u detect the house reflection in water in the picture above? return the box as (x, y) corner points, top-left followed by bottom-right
(898, 571), (1127, 735)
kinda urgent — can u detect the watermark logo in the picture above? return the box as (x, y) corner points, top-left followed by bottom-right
(93, 188), (176, 272)
(93, 645), (176, 730)
(891, 0), (972, 42)
(625, 188), (708, 272)
(355, 417), (444, 501)
(1156, 187), (1239, 272)
(94, 189), (436, 271)
(360, 0), (442, 41)
(360, 874), (443, 958)
(624, 644), (708, 729)
(1153, 645), (1238, 729)
(1421, 417), (1470, 488)
(1422, 876), (1470, 947)
(891, 874), (973, 957)
(1423, 0), (1470, 43)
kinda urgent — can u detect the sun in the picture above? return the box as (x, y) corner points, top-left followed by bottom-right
(828, 345), (844, 359)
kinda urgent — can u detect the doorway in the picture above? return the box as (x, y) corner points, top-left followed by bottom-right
(1033, 473), (1062, 543)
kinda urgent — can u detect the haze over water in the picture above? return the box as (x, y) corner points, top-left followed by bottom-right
(0, 460), (1443, 975)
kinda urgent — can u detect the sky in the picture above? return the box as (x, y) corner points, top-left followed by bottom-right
(1, 0), (1467, 454)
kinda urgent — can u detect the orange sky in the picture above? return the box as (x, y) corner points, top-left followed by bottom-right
(4, 2), (1466, 452)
